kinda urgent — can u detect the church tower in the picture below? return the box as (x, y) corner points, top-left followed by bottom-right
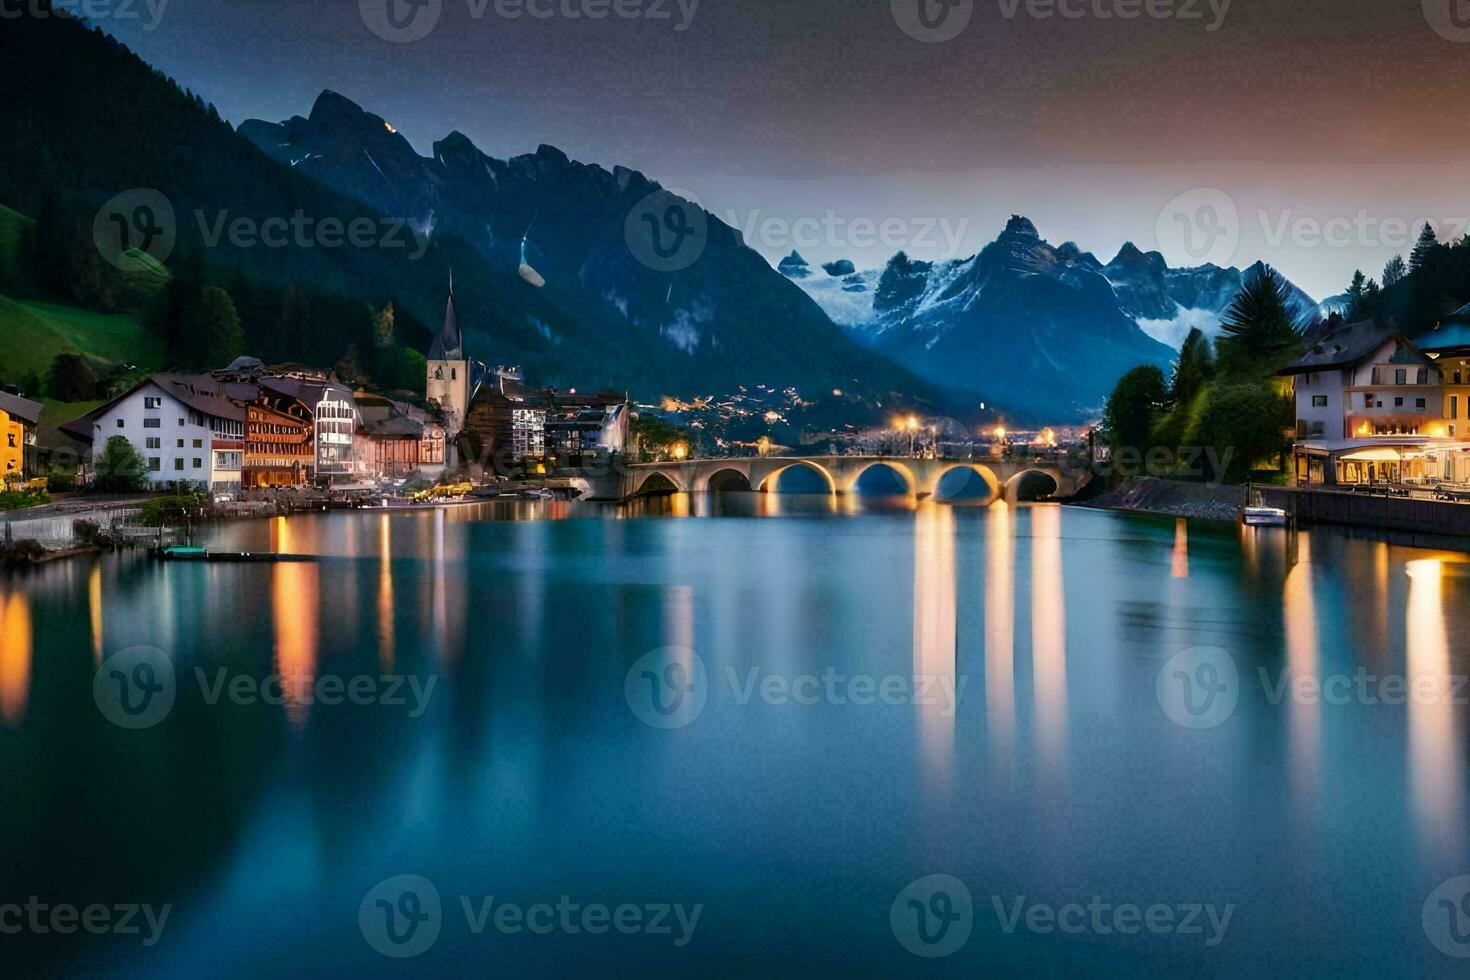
(426, 279), (470, 457)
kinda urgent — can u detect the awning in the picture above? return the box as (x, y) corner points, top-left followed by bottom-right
(1339, 448), (1409, 461)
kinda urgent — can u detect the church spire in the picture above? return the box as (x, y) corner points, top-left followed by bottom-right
(428, 276), (463, 361)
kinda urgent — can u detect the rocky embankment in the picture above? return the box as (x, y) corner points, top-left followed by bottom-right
(1080, 477), (1246, 522)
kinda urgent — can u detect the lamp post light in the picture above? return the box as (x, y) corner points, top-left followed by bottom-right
(905, 415), (919, 457)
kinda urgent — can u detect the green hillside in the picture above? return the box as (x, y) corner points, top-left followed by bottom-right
(0, 292), (164, 378)
(0, 203), (31, 287)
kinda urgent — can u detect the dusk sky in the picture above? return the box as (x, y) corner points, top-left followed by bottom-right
(99, 0), (1470, 298)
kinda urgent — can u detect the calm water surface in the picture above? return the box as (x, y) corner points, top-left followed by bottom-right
(3, 496), (1469, 977)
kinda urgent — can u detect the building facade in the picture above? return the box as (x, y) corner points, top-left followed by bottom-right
(0, 390), (42, 481)
(64, 376), (247, 491)
(1285, 319), (1470, 485)
(426, 283), (470, 462)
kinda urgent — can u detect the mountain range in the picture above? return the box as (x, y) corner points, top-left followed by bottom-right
(782, 219), (1320, 417)
(236, 91), (944, 424)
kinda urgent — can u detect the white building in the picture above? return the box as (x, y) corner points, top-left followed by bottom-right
(1284, 320), (1470, 485)
(64, 374), (248, 491)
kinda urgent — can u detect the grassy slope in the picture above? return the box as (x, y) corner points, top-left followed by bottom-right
(0, 289), (167, 445)
(0, 203), (30, 280)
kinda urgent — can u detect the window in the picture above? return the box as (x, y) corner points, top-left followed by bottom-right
(1453, 397), (1461, 421)
(1417, 398), (1427, 409)
(1312, 395), (1328, 408)
(192, 438), (201, 448)
(173, 459), (183, 471)
(116, 419), (125, 428)
(1456, 371), (1464, 385)
(1395, 397), (1404, 407)
(1372, 367), (1382, 384)
(1364, 394), (1374, 408)
(193, 457), (202, 468)
(145, 437), (161, 449)
(176, 439), (184, 447)
(1396, 369), (1407, 385)
(144, 418), (160, 429)
(148, 457), (161, 471)
(1418, 368), (1430, 384)
(144, 396), (161, 409)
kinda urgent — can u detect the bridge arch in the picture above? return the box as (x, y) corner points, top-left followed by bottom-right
(634, 470), (687, 496)
(926, 463), (1002, 503)
(758, 461), (837, 495)
(1006, 469), (1060, 502)
(843, 460), (920, 497)
(700, 467), (753, 493)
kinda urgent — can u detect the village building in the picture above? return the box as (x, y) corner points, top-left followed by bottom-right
(62, 374), (249, 491)
(1284, 318), (1470, 485)
(353, 391), (446, 480)
(0, 390), (43, 481)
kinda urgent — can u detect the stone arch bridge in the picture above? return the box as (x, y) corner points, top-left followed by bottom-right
(585, 456), (1092, 503)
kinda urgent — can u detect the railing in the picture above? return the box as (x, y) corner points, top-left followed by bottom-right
(2, 505), (145, 549)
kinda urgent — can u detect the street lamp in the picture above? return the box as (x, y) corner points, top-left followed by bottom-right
(906, 415), (919, 457)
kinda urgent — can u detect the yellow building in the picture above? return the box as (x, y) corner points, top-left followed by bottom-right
(0, 391), (43, 482)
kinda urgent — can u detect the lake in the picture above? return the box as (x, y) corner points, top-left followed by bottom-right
(2, 497), (1469, 977)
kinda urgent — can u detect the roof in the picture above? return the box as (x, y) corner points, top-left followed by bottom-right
(59, 374), (251, 442)
(154, 374), (250, 421)
(1279, 319), (1397, 375)
(0, 390), (43, 426)
(362, 414), (424, 438)
(428, 283), (463, 361)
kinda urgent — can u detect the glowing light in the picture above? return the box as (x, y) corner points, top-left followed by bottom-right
(383, 121), (396, 134)
(994, 426), (1008, 441)
(757, 436), (771, 455)
(906, 415), (919, 431)
(672, 444), (688, 460)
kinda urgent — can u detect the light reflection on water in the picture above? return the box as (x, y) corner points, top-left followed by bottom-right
(2, 496), (1469, 976)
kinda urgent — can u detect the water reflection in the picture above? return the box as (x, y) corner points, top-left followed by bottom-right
(985, 500), (1016, 782)
(273, 559), (319, 731)
(377, 514), (394, 671)
(1406, 558), (1463, 865)
(1031, 506), (1068, 786)
(1171, 517), (1189, 579)
(1282, 531), (1320, 824)
(89, 561), (104, 664)
(913, 504), (956, 792)
(0, 586), (30, 727)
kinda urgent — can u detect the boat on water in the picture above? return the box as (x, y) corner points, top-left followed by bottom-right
(160, 546), (315, 563)
(1242, 506), (1289, 527)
